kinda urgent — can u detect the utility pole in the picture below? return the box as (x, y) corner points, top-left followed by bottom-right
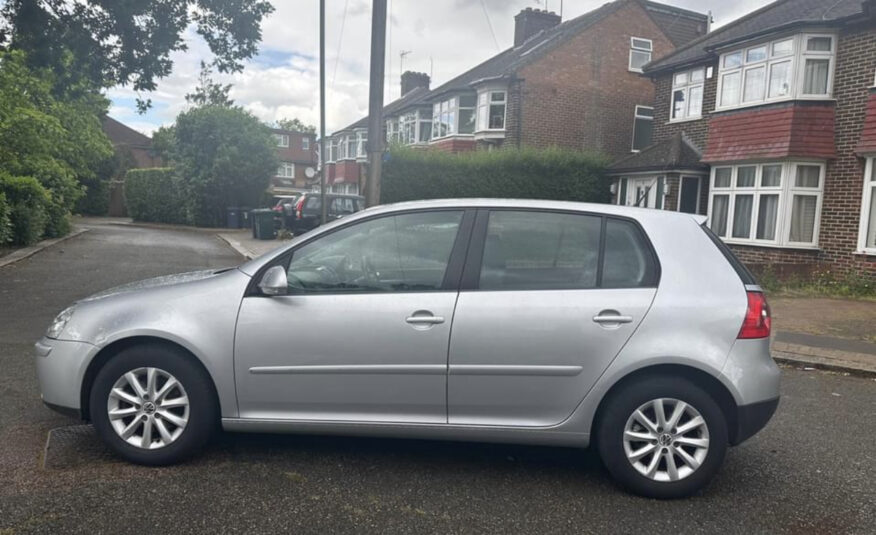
(319, 0), (328, 224)
(365, 0), (387, 207)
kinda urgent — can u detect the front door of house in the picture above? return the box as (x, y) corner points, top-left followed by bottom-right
(625, 177), (659, 208)
(679, 176), (701, 214)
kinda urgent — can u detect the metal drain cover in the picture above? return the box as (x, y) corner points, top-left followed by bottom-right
(43, 424), (112, 469)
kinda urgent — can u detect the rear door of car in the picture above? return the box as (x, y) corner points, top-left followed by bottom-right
(446, 208), (660, 427)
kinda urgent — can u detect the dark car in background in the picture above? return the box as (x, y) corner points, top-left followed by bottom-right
(287, 192), (365, 234)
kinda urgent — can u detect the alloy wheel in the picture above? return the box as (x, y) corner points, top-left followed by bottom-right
(106, 367), (190, 449)
(622, 397), (710, 482)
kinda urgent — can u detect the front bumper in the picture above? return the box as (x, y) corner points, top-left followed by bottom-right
(34, 337), (96, 419)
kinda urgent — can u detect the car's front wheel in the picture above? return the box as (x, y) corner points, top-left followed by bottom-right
(90, 344), (217, 465)
(596, 376), (728, 499)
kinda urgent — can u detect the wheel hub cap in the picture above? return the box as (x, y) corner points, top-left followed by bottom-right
(622, 397), (710, 482)
(107, 367), (190, 450)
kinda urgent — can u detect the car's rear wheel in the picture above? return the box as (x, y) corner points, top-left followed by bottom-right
(596, 376), (728, 499)
(90, 344), (217, 465)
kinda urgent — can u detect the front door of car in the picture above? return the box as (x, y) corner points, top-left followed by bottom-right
(234, 209), (473, 423)
(447, 210), (658, 427)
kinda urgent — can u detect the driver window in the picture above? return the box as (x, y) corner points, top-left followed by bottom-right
(286, 211), (464, 293)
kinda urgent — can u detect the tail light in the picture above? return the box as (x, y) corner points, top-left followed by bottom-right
(295, 197), (306, 219)
(738, 291), (771, 339)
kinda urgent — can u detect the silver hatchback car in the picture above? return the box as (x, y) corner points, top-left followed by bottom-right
(36, 199), (779, 498)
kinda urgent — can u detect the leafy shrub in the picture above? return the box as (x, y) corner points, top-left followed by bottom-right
(0, 173), (51, 245)
(124, 168), (187, 224)
(0, 192), (11, 244)
(43, 198), (71, 238)
(381, 146), (611, 204)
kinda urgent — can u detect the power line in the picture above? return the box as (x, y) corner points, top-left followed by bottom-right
(331, 0), (350, 89)
(480, 0), (500, 52)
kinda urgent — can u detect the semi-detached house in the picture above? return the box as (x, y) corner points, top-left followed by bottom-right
(322, 0), (709, 195)
(609, 0), (876, 279)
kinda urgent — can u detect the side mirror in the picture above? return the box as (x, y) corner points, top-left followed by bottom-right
(258, 265), (288, 296)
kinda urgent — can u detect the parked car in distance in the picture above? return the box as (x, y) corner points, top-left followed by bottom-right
(288, 192), (365, 234)
(35, 199), (779, 499)
(271, 195), (300, 230)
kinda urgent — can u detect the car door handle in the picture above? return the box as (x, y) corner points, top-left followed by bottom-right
(405, 315), (445, 325)
(592, 314), (633, 324)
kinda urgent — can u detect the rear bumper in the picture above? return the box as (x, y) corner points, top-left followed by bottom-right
(731, 396), (779, 445)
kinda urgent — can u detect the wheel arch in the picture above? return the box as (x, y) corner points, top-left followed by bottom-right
(80, 336), (219, 421)
(591, 364), (741, 445)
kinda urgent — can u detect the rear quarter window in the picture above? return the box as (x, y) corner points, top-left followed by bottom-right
(602, 218), (659, 288)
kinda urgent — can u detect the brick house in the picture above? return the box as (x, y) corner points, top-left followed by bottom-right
(269, 128), (318, 195)
(323, 0), (709, 194)
(608, 0), (876, 280)
(101, 116), (164, 217)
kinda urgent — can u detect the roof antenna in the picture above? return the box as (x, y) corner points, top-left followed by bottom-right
(400, 50), (411, 76)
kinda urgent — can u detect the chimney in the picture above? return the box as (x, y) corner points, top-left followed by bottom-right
(514, 8), (561, 47)
(400, 71), (430, 96)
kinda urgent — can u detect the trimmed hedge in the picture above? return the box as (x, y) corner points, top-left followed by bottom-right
(381, 147), (611, 204)
(124, 168), (187, 224)
(0, 173), (51, 245)
(0, 192), (11, 244)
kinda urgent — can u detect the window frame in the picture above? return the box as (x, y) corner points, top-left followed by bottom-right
(275, 133), (290, 148)
(715, 33), (836, 112)
(707, 161), (825, 248)
(277, 161), (295, 178)
(857, 156), (876, 255)
(302, 136), (310, 151)
(670, 67), (705, 122)
(459, 208), (661, 291)
(629, 37), (653, 73)
(631, 105), (654, 152)
(475, 87), (507, 133)
(247, 209), (477, 297)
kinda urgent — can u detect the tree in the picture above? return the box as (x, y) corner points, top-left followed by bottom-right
(160, 105), (278, 227)
(276, 118), (316, 134)
(186, 61), (234, 107)
(1, 0), (274, 108)
(0, 50), (113, 235)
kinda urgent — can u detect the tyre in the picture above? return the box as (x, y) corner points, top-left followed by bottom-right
(596, 375), (728, 499)
(89, 344), (218, 465)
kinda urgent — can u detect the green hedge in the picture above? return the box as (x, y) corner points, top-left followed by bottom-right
(381, 147), (611, 204)
(0, 173), (51, 245)
(0, 192), (11, 244)
(124, 167), (187, 224)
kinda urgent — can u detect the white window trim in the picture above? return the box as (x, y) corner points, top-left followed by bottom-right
(857, 156), (876, 254)
(302, 137), (310, 151)
(670, 68), (705, 122)
(715, 33), (836, 112)
(629, 37), (653, 73)
(677, 175), (705, 213)
(631, 105), (654, 152)
(277, 162), (295, 178)
(275, 134), (289, 148)
(431, 94), (477, 142)
(475, 86), (508, 133)
(355, 129), (368, 159)
(707, 161), (825, 249)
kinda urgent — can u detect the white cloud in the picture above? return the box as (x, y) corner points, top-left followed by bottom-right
(107, 0), (768, 137)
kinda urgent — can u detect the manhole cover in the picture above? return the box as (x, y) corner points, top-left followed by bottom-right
(43, 424), (113, 469)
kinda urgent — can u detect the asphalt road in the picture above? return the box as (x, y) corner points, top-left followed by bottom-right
(1, 220), (874, 534)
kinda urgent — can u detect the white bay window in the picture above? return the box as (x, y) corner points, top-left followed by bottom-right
(432, 94), (476, 140)
(717, 34), (835, 111)
(476, 89), (507, 132)
(709, 162), (824, 248)
(858, 157), (876, 254)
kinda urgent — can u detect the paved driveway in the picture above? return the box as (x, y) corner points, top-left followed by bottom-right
(1, 220), (874, 534)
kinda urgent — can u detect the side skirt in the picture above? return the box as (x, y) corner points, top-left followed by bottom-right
(221, 418), (590, 448)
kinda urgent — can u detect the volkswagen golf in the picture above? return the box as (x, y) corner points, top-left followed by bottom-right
(35, 199), (780, 498)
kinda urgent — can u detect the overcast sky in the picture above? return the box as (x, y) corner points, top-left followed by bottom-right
(107, 0), (770, 136)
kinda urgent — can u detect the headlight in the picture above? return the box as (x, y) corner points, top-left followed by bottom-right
(46, 306), (75, 339)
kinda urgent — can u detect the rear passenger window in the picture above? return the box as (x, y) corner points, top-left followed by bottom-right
(305, 196), (320, 210)
(602, 219), (658, 288)
(479, 211), (601, 290)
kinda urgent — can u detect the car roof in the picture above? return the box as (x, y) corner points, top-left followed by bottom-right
(363, 198), (707, 223)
